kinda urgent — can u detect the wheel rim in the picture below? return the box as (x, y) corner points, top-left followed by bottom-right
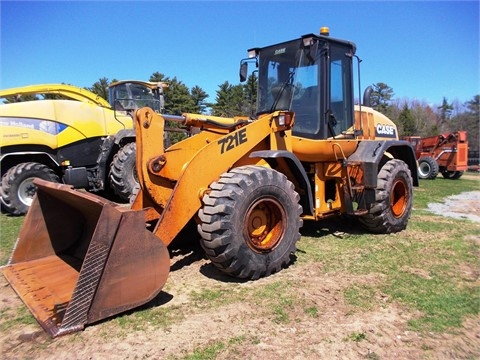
(418, 162), (431, 177)
(18, 177), (37, 206)
(244, 197), (286, 252)
(390, 178), (408, 218)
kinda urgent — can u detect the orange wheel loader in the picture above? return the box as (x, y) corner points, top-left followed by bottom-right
(2, 28), (418, 337)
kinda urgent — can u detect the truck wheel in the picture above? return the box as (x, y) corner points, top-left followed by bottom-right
(109, 142), (138, 202)
(441, 170), (463, 179)
(198, 165), (303, 280)
(418, 156), (439, 179)
(1, 162), (60, 215)
(358, 159), (413, 234)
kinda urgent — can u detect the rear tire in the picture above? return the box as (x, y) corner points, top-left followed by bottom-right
(358, 159), (413, 234)
(1, 162), (60, 215)
(198, 165), (303, 280)
(441, 170), (463, 179)
(418, 156), (439, 179)
(109, 142), (138, 202)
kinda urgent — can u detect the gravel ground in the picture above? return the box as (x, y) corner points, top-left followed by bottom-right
(427, 191), (480, 223)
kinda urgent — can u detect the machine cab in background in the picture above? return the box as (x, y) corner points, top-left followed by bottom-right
(245, 31), (356, 140)
(108, 81), (166, 115)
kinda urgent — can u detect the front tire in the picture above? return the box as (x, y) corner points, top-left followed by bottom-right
(1, 162), (60, 215)
(109, 142), (138, 202)
(198, 166), (303, 280)
(358, 159), (413, 234)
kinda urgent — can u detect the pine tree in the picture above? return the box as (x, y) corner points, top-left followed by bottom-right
(242, 73), (258, 117)
(2, 93), (38, 103)
(190, 85), (209, 114)
(450, 95), (480, 152)
(370, 82), (395, 116)
(211, 81), (248, 117)
(398, 103), (416, 136)
(436, 97), (453, 132)
(87, 77), (113, 100)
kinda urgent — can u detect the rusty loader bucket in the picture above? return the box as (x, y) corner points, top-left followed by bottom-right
(2, 179), (170, 337)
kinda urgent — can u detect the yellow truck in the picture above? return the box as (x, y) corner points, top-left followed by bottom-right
(0, 81), (166, 214)
(3, 29), (418, 337)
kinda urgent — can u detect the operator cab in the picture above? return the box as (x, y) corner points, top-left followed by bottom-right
(240, 30), (356, 140)
(109, 81), (165, 116)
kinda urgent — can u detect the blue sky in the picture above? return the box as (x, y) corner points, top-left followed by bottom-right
(1, 0), (479, 107)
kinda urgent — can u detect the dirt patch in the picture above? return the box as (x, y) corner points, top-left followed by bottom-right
(2, 252), (479, 359)
(1, 192), (479, 359)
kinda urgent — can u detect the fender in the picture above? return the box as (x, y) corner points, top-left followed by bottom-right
(112, 129), (136, 146)
(0, 151), (60, 178)
(347, 140), (419, 187)
(95, 129), (136, 179)
(0, 150), (59, 166)
(250, 150), (314, 215)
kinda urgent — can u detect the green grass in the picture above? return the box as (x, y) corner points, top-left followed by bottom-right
(297, 176), (480, 333)
(0, 214), (23, 265)
(183, 341), (226, 360)
(304, 306), (319, 318)
(190, 288), (227, 304)
(346, 331), (368, 342)
(113, 305), (186, 333)
(253, 280), (296, 323)
(0, 174), (479, 354)
(344, 284), (377, 310)
(413, 176), (479, 209)
(0, 303), (37, 332)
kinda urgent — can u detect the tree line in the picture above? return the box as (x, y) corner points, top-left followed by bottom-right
(81, 72), (258, 118)
(94, 74), (478, 152)
(2, 72), (478, 152)
(369, 83), (479, 152)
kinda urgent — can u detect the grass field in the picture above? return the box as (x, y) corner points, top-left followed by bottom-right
(0, 173), (479, 359)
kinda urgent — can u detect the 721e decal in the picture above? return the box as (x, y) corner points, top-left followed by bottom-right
(218, 128), (247, 154)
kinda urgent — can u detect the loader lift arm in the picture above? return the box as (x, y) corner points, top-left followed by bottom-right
(132, 107), (295, 247)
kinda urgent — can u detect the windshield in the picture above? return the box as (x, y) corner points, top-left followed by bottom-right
(256, 37), (354, 139)
(256, 39), (303, 114)
(111, 83), (162, 112)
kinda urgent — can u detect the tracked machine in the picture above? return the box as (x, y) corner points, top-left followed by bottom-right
(2, 29), (418, 337)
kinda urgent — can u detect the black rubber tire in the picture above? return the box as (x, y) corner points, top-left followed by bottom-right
(418, 156), (439, 179)
(441, 170), (463, 179)
(358, 159), (413, 234)
(0, 162), (60, 215)
(109, 142), (138, 202)
(198, 165), (303, 280)
(0, 174), (14, 214)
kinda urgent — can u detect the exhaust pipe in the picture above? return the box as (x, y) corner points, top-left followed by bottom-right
(2, 179), (170, 337)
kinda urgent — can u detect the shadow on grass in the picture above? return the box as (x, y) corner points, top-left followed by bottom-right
(300, 215), (366, 238)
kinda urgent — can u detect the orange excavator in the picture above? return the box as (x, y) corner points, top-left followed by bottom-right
(2, 28), (418, 337)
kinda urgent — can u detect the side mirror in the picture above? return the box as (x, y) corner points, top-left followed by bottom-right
(239, 62), (248, 82)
